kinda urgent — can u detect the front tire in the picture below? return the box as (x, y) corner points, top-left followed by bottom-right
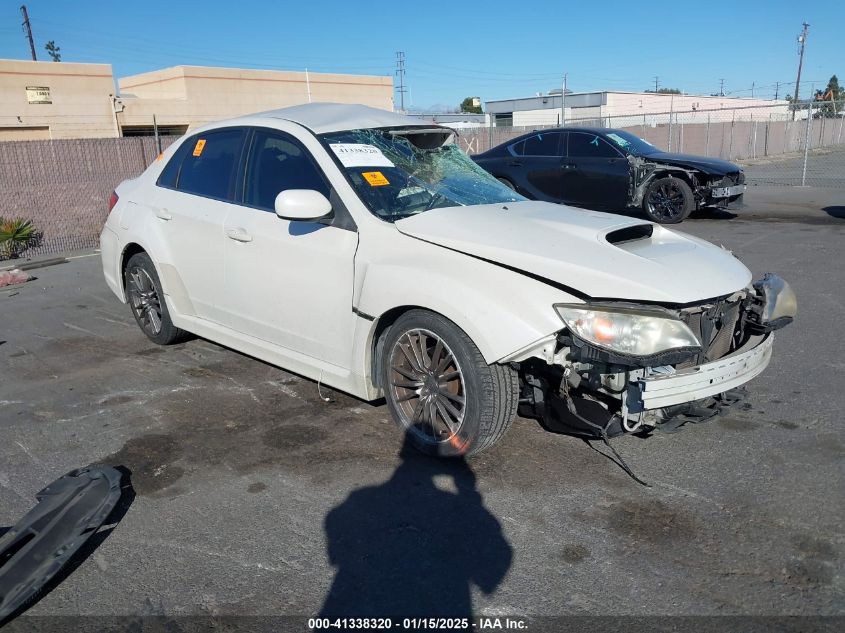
(643, 176), (694, 224)
(124, 252), (185, 345)
(381, 310), (519, 457)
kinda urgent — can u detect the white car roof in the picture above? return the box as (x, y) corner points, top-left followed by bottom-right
(250, 103), (443, 134)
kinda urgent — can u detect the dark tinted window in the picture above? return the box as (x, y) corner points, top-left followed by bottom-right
(567, 132), (621, 158)
(157, 140), (191, 189)
(244, 129), (330, 211)
(523, 132), (561, 156)
(510, 140), (525, 156)
(176, 129), (245, 200)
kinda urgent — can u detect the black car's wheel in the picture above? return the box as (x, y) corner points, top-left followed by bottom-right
(497, 177), (516, 190)
(124, 252), (185, 345)
(643, 176), (694, 224)
(382, 310), (519, 457)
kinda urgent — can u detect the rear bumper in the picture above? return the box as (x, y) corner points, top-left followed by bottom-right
(99, 225), (125, 302)
(628, 334), (773, 411)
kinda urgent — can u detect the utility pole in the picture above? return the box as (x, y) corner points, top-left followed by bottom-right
(793, 22), (810, 120)
(751, 82), (755, 98)
(719, 78), (725, 96)
(561, 73), (567, 126)
(20, 5), (37, 61)
(653, 76), (659, 92)
(395, 51), (407, 112)
(774, 82), (780, 100)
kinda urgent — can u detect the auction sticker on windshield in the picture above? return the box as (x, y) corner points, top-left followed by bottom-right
(330, 143), (395, 168)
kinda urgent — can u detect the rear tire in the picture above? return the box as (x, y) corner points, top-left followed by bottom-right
(497, 177), (516, 190)
(381, 310), (519, 457)
(124, 252), (185, 345)
(643, 176), (694, 224)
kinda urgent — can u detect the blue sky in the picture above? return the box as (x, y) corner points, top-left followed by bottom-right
(1, 0), (842, 110)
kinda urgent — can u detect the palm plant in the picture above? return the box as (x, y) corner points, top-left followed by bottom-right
(0, 218), (42, 259)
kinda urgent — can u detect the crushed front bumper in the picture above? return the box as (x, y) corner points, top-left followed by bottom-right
(628, 334), (773, 411)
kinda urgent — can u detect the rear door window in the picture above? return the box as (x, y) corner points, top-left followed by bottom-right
(522, 132), (562, 156)
(166, 128), (246, 201)
(567, 132), (621, 158)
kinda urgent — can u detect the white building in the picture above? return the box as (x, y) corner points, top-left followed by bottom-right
(485, 91), (792, 128)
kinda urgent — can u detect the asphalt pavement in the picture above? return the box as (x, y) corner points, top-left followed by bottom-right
(0, 186), (843, 621)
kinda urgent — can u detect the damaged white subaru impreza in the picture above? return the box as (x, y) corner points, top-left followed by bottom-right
(100, 104), (796, 457)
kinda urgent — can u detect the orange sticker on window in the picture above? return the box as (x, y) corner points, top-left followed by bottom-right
(362, 171), (389, 186)
(192, 139), (206, 156)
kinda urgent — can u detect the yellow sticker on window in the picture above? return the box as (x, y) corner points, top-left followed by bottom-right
(192, 139), (206, 157)
(362, 171), (389, 186)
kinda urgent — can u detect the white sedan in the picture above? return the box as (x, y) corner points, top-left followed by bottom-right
(100, 104), (796, 457)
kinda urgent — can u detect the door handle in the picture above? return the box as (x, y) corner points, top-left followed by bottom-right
(226, 227), (253, 243)
(154, 207), (172, 221)
(507, 161), (523, 167)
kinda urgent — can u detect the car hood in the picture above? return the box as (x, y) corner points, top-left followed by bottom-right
(394, 201), (751, 304)
(641, 151), (740, 176)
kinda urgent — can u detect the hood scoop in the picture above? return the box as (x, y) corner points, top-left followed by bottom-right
(606, 224), (654, 245)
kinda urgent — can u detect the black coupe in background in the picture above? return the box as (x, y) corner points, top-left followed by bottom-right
(472, 127), (746, 223)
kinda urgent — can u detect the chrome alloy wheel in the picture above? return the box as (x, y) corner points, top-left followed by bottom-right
(388, 328), (466, 445)
(127, 266), (163, 336)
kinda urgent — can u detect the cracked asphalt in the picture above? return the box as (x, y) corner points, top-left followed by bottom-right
(0, 186), (843, 619)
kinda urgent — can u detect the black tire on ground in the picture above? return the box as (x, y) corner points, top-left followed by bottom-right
(381, 309), (519, 457)
(642, 176), (694, 224)
(123, 252), (185, 345)
(497, 177), (516, 190)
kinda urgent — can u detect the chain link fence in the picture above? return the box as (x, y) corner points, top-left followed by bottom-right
(1, 101), (843, 260)
(0, 136), (178, 260)
(455, 101), (845, 187)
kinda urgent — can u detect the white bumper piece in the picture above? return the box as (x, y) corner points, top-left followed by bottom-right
(630, 334), (774, 411)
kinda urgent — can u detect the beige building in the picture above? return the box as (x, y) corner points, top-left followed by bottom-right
(0, 59), (118, 140)
(0, 59), (394, 140)
(116, 65), (394, 135)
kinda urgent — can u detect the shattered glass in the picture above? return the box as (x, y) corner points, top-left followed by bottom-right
(321, 128), (524, 221)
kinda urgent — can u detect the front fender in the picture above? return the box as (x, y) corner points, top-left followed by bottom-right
(355, 231), (576, 363)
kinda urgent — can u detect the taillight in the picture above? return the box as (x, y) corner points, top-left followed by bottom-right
(108, 191), (119, 212)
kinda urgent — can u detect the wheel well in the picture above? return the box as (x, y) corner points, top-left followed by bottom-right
(119, 243), (146, 295)
(370, 305), (425, 389)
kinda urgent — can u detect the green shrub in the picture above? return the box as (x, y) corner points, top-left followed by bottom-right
(0, 217), (43, 259)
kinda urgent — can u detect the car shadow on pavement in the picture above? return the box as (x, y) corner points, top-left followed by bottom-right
(822, 206), (845, 219)
(319, 434), (513, 619)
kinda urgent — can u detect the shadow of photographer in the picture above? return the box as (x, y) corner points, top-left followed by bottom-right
(320, 435), (512, 619)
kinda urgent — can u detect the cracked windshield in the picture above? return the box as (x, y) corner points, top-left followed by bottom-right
(322, 128), (524, 221)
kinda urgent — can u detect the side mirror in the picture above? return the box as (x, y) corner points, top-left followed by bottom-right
(274, 189), (332, 221)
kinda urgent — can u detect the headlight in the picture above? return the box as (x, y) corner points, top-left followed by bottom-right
(555, 304), (700, 357)
(754, 274), (797, 325)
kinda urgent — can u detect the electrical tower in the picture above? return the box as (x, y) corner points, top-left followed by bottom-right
(395, 52), (407, 112)
(719, 79), (725, 96)
(653, 76), (659, 92)
(20, 5), (37, 61)
(793, 22), (810, 119)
